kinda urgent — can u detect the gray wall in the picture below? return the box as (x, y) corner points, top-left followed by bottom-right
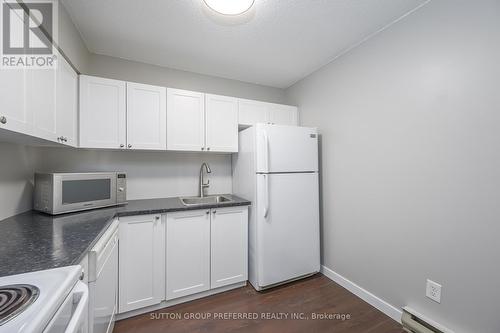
(58, 2), (90, 73)
(34, 148), (232, 200)
(86, 54), (287, 104)
(286, 1), (500, 332)
(0, 142), (233, 219)
(0, 143), (36, 220)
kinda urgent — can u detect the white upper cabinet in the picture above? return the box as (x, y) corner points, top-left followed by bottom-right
(2, 58), (298, 150)
(56, 53), (78, 147)
(80, 75), (127, 149)
(0, 44), (78, 146)
(27, 61), (57, 142)
(210, 207), (248, 289)
(0, 65), (29, 134)
(80, 76), (167, 150)
(166, 88), (205, 151)
(238, 99), (269, 126)
(27, 51), (79, 145)
(118, 214), (165, 313)
(166, 210), (210, 300)
(237, 99), (299, 127)
(127, 82), (166, 150)
(268, 104), (299, 126)
(205, 94), (238, 152)
(0, 8), (30, 135)
(166, 89), (238, 153)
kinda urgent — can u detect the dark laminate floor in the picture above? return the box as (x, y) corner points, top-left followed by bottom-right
(114, 274), (404, 333)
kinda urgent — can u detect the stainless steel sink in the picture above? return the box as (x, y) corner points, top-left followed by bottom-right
(180, 195), (233, 206)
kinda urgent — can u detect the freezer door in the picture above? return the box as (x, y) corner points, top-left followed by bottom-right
(256, 124), (318, 173)
(256, 173), (320, 288)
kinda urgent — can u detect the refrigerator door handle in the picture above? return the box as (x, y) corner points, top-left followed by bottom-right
(264, 131), (270, 172)
(264, 174), (270, 219)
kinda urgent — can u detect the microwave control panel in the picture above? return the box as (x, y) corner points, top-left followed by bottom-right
(117, 173), (127, 203)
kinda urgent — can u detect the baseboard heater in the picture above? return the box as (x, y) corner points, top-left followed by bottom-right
(401, 307), (454, 333)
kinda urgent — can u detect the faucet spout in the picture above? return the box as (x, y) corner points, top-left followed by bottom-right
(199, 162), (212, 198)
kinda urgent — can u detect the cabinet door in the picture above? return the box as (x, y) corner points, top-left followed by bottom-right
(238, 99), (269, 126)
(166, 88), (205, 152)
(80, 75), (126, 149)
(56, 53), (78, 147)
(211, 207), (248, 288)
(268, 104), (299, 126)
(27, 57), (57, 142)
(205, 94), (238, 152)
(166, 210), (210, 300)
(127, 82), (166, 150)
(119, 214), (165, 313)
(0, 7), (30, 135)
(0, 67), (29, 135)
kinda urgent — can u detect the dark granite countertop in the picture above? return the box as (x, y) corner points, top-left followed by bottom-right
(113, 194), (251, 217)
(0, 194), (250, 277)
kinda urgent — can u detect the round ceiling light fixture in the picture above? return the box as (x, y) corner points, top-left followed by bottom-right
(203, 0), (255, 15)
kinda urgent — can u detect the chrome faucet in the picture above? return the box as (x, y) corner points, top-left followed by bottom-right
(199, 162), (212, 197)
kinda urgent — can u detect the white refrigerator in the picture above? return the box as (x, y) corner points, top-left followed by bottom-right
(232, 123), (320, 291)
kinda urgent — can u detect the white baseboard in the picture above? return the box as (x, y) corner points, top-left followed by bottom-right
(320, 265), (402, 323)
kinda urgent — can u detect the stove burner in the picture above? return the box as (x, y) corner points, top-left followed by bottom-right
(0, 284), (39, 326)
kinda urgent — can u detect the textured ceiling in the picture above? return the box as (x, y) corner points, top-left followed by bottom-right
(62, 0), (427, 88)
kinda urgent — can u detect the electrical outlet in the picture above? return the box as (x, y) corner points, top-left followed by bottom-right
(426, 279), (442, 303)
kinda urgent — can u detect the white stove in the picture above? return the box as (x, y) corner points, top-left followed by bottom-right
(0, 266), (88, 333)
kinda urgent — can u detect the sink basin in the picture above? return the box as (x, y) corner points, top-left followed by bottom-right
(180, 195), (234, 206)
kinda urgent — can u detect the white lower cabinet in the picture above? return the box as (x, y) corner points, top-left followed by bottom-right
(118, 214), (165, 313)
(165, 210), (211, 300)
(118, 206), (248, 313)
(210, 207), (248, 288)
(165, 207), (248, 300)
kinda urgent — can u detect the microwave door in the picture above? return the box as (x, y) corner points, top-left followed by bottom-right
(53, 174), (117, 214)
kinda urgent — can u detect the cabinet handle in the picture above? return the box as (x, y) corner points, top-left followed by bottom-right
(201, 147), (205, 151)
(206, 211), (210, 215)
(207, 147), (210, 151)
(128, 144), (132, 148)
(212, 210), (216, 214)
(120, 144), (124, 148)
(0, 116), (7, 124)
(63, 137), (68, 142)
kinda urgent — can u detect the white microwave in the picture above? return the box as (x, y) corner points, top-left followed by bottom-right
(34, 172), (127, 215)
